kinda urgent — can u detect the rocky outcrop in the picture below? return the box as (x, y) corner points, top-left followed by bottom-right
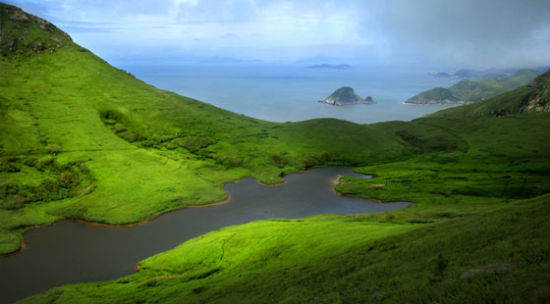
(319, 87), (375, 106)
(523, 70), (550, 112)
(0, 3), (72, 54)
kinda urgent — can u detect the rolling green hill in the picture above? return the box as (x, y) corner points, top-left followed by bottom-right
(406, 69), (540, 104)
(0, 3), (414, 254)
(1, 3), (550, 303)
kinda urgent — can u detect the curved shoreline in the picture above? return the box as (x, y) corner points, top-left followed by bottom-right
(331, 174), (409, 205)
(0, 195), (233, 257)
(0, 240), (27, 258)
(0, 166), (415, 304)
(68, 195), (233, 229)
(2, 166), (403, 258)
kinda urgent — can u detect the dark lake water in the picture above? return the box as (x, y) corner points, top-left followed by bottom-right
(0, 167), (410, 303)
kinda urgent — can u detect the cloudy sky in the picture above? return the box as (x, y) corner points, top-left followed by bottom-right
(7, 0), (550, 68)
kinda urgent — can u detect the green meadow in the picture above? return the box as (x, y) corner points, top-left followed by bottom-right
(1, 3), (550, 303)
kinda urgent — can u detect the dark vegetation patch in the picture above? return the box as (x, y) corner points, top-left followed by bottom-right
(99, 109), (144, 143)
(0, 157), (95, 210)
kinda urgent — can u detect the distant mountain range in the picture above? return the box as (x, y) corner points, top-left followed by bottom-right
(428, 69), (508, 79)
(406, 69), (540, 105)
(428, 67), (549, 79)
(307, 64), (351, 70)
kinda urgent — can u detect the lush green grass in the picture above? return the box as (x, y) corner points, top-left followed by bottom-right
(336, 113), (550, 216)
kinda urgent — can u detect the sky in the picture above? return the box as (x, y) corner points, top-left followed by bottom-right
(6, 0), (550, 68)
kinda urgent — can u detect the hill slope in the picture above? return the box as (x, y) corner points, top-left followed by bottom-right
(406, 69), (539, 104)
(0, 2), (414, 255)
(430, 70), (550, 118)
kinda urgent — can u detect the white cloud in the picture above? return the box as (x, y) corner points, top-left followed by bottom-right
(173, 0), (199, 7)
(8, 0), (550, 67)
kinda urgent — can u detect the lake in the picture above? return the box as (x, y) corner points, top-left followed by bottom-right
(0, 167), (411, 303)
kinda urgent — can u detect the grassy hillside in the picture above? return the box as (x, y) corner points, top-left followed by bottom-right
(1, 3), (550, 303)
(406, 69), (539, 104)
(20, 103), (550, 303)
(0, 3), (414, 254)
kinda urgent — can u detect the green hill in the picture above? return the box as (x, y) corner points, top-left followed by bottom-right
(0, 2), (414, 254)
(2, 3), (550, 303)
(406, 69), (540, 104)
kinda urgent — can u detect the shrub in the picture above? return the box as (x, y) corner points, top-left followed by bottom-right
(58, 171), (79, 188)
(37, 157), (57, 171)
(2, 194), (26, 210)
(23, 157), (37, 167)
(40, 178), (59, 194)
(0, 183), (19, 198)
(1, 194), (25, 210)
(46, 143), (62, 154)
(270, 154), (287, 168)
(99, 109), (122, 125)
(0, 160), (20, 172)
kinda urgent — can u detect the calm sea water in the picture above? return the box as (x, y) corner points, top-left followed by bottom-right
(118, 63), (459, 124)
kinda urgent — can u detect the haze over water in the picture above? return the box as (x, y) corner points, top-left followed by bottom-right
(120, 63), (459, 124)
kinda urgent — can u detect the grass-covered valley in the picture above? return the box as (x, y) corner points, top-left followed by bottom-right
(1, 3), (550, 303)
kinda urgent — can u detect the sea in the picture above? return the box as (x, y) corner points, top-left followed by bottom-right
(117, 63), (459, 124)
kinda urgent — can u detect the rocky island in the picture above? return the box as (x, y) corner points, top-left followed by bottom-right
(319, 87), (375, 106)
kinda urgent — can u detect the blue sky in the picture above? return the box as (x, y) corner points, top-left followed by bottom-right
(7, 0), (550, 68)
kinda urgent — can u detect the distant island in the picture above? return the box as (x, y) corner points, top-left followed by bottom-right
(427, 69), (511, 79)
(307, 64), (351, 70)
(427, 67), (549, 80)
(427, 71), (452, 78)
(406, 69), (540, 105)
(319, 87), (374, 106)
